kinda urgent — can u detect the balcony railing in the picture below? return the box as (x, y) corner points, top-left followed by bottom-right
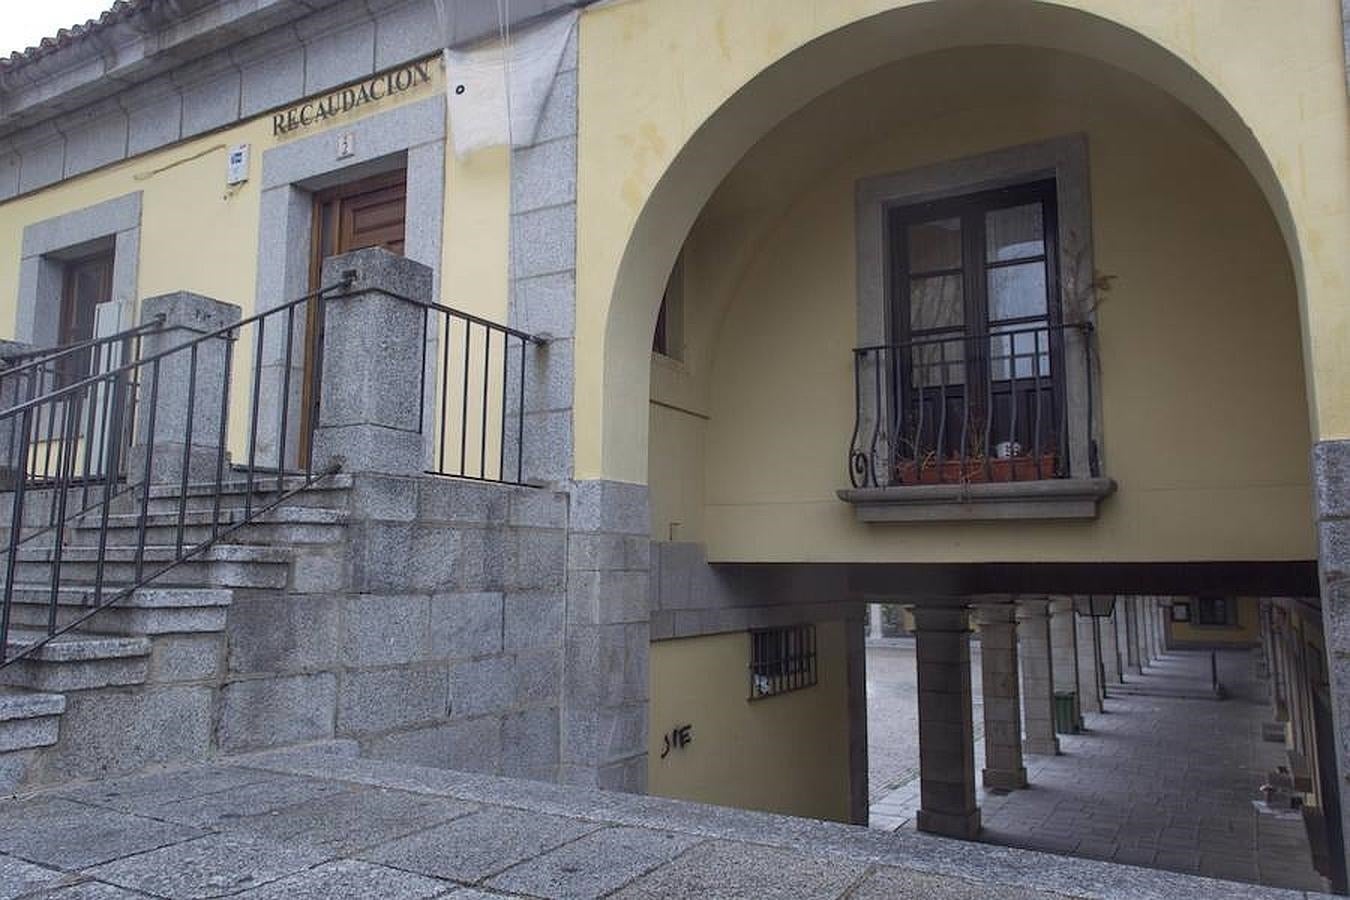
(849, 322), (1094, 489)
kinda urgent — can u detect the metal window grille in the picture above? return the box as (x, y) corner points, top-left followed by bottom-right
(749, 624), (818, 700)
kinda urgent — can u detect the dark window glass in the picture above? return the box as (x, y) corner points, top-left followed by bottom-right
(1196, 597), (1232, 627)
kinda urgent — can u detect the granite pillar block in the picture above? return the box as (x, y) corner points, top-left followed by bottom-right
(911, 605), (979, 839)
(129, 292), (242, 484)
(975, 602), (1026, 790)
(312, 249), (433, 477)
(1016, 597), (1058, 756)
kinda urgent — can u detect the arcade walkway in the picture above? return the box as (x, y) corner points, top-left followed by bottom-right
(869, 648), (1327, 893)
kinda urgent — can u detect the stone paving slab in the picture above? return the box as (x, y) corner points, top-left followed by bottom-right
(0, 742), (1329, 899)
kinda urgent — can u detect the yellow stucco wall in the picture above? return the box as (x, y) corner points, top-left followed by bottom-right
(1169, 597), (1260, 646)
(647, 45), (1315, 563)
(583, 0), (1350, 491)
(0, 58), (510, 354)
(647, 621), (853, 822)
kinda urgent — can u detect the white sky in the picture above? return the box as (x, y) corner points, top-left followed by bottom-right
(1, 1), (117, 57)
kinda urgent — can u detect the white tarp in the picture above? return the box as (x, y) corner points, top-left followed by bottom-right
(440, 8), (577, 159)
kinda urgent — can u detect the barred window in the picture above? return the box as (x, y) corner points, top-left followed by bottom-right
(749, 624), (818, 699)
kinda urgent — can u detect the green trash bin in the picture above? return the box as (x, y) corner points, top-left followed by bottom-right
(1053, 691), (1079, 734)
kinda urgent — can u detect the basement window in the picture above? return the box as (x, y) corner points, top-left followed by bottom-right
(749, 624), (818, 699)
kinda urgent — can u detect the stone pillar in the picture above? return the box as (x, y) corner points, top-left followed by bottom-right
(1139, 597), (1156, 665)
(975, 602), (1027, 790)
(1096, 615), (1117, 685)
(912, 604), (980, 839)
(1123, 596), (1142, 673)
(870, 603), (885, 638)
(1049, 597), (1080, 728)
(311, 249), (432, 477)
(1016, 598), (1059, 755)
(1075, 609), (1102, 714)
(1152, 598), (1167, 656)
(130, 292), (242, 484)
(561, 480), (650, 792)
(0, 341), (35, 489)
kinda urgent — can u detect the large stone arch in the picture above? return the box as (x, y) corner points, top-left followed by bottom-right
(588, 0), (1312, 486)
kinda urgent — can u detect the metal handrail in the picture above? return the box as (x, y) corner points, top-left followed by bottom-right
(0, 274), (547, 667)
(0, 316), (166, 395)
(847, 321), (1093, 489)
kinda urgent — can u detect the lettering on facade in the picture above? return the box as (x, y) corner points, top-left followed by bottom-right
(659, 724), (693, 759)
(272, 61), (433, 137)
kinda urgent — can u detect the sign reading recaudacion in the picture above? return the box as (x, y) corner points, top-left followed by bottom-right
(271, 60), (433, 137)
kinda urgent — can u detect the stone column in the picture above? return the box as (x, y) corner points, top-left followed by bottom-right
(1139, 597), (1156, 665)
(974, 602), (1027, 790)
(130, 292), (242, 484)
(869, 602), (884, 639)
(561, 480), (650, 792)
(1123, 596), (1142, 674)
(1016, 598), (1059, 755)
(1049, 597), (1080, 728)
(311, 249), (432, 477)
(1075, 608), (1102, 714)
(912, 604), (980, 839)
(1096, 615), (1117, 685)
(1152, 598), (1167, 657)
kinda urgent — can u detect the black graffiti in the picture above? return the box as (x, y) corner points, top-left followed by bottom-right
(659, 724), (693, 759)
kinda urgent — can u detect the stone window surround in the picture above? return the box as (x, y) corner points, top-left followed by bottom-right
(839, 134), (1115, 522)
(253, 94), (445, 466)
(15, 192), (142, 347)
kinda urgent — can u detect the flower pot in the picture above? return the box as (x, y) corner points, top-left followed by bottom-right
(896, 452), (1059, 485)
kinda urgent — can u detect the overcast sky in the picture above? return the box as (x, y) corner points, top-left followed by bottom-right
(2, 1), (116, 57)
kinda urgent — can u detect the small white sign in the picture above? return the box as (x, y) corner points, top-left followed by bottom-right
(336, 132), (355, 159)
(226, 144), (250, 185)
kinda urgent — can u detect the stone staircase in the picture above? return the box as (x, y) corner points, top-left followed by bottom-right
(0, 472), (353, 792)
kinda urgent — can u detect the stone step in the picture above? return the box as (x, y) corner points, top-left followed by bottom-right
(7, 544), (291, 589)
(3, 584), (230, 636)
(69, 507), (349, 548)
(0, 630), (150, 692)
(138, 474), (353, 516)
(0, 687), (65, 753)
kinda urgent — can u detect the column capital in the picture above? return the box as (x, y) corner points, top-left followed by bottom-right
(1015, 597), (1051, 619)
(974, 603), (1018, 626)
(910, 605), (970, 632)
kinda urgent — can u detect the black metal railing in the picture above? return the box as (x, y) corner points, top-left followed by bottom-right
(848, 322), (1092, 488)
(0, 276), (544, 667)
(0, 318), (166, 485)
(423, 299), (545, 484)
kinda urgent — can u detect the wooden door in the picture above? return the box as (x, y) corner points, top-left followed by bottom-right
(300, 170), (408, 464)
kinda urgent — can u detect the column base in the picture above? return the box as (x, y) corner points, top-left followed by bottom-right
(1023, 738), (1060, 756)
(982, 766), (1028, 790)
(917, 808), (981, 839)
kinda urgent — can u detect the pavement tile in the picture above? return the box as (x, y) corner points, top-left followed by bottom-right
(147, 774), (352, 828)
(849, 867), (1073, 899)
(485, 826), (701, 899)
(365, 806), (603, 883)
(51, 767), (274, 817)
(0, 799), (204, 870)
(84, 832), (331, 899)
(224, 786), (477, 855)
(231, 859), (451, 899)
(28, 883), (151, 899)
(0, 854), (67, 899)
(610, 839), (867, 899)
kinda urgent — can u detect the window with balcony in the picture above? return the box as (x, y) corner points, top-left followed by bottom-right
(889, 180), (1065, 484)
(841, 136), (1115, 521)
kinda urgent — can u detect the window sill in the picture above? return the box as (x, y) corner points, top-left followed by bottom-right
(837, 477), (1116, 523)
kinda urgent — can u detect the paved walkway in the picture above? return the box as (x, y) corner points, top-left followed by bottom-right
(869, 648), (1328, 894)
(0, 744), (1324, 899)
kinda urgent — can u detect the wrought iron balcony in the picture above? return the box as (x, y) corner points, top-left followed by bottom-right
(845, 322), (1109, 518)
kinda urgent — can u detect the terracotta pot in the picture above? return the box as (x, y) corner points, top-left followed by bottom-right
(896, 453), (1059, 485)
